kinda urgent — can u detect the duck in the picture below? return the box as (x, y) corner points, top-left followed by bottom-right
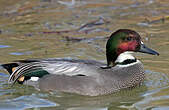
(1, 29), (159, 96)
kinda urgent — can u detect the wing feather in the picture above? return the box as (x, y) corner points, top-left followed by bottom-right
(7, 59), (104, 84)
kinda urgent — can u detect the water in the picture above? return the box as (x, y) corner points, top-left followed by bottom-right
(0, 0), (169, 110)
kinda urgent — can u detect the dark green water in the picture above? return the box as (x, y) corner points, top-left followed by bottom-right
(0, 0), (169, 110)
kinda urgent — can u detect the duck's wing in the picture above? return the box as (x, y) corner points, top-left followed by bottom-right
(2, 58), (105, 84)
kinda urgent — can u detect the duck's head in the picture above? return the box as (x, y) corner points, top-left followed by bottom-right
(106, 29), (159, 67)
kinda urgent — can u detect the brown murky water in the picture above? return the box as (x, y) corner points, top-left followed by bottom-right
(0, 0), (169, 110)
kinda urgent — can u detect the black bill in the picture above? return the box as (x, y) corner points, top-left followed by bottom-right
(138, 43), (159, 55)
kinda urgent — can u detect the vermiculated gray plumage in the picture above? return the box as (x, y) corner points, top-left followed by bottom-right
(14, 59), (145, 96)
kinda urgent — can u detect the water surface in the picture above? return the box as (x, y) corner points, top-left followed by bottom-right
(0, 0), (169, 110)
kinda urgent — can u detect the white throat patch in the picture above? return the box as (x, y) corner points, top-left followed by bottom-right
(115, 51), (135, 63)
(115, 51), (141, 67)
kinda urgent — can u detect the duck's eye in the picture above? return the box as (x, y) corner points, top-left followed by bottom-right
(126, 37), (132, 41)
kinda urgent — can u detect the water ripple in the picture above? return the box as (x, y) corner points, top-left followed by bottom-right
(133, 71), (169, 110)
(0, 94), (57, 110)
(0, 45), (11, 48)
(9, 51), (33, 56)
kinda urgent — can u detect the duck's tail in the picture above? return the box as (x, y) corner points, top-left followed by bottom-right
(0, 64), (3, 70)
(0, 63), (19, 75)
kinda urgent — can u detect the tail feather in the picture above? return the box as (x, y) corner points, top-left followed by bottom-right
(8, 63), (45, 84)
(1, 63), (19, 75)
(1, 61), (49, 85)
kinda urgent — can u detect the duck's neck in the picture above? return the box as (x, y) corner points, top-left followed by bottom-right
(107, 52), (137, 67)
(106, 51), (118, 67)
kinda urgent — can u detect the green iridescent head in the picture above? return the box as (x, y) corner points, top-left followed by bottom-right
(106, 29), (159, 67)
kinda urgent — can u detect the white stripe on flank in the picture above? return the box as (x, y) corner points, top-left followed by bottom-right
(30, 77), (39, 81)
